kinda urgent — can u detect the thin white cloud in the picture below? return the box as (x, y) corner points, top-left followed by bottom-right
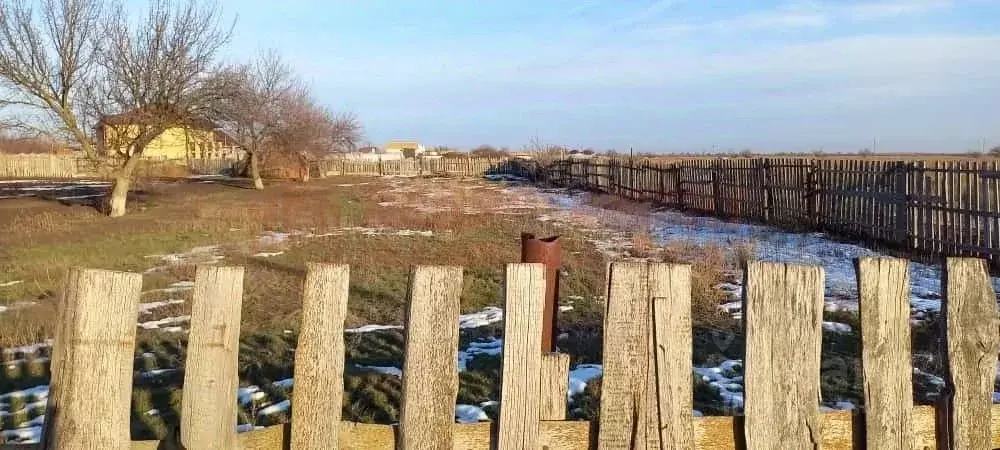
(638, 0), (955, 36)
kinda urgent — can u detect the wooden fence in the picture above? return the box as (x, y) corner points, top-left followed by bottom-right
(321, 157), (523, 178)
(544, 157), (1000, 268)
(0, 154), (239, 179)
(9, 257), (1000, 449)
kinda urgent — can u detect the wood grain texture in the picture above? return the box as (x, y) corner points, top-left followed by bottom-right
(398, 266), (463, 450)
(41, 269), (142, 450)
(539, 353), (570, 420)
(598, 262), (656, 450)
(13, 406), (1000, 450)
(942, 257), (999, 449)
(743, 261), (824, 450)
(497, 263), (546, 449)
(856, 257), (914, 449)
(650, 263), (694, 449)
(291, 264), (350, 450)
(181, 266), (245, 450)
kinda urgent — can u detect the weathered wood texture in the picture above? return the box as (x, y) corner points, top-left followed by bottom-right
(942, 257), (1000, 449)
(539, 353), (570, 420)
(598, 262), (657, 450)
(42, 269), (142, 450)
(650, 264), (694, 449)
(398, 266), (464, 450)
(180, 266), (245, 450)
(290, 264), (350, 450)
(743, 261), (824, 449)
(50, 406), (999, 450)
(856, 257), (914, 449)
(497, 263), (546, 449)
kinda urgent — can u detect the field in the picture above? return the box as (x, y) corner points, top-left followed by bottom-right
(0, 173), (998, 443)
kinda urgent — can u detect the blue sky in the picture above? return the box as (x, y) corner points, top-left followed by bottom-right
(207, 1), (1000, 152)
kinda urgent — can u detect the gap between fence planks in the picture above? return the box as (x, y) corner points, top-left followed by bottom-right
(398, 266), (463, 450)
(41, 269), (142, 450)
(743, 261), (824, 449)
(290, 264), (350, 450)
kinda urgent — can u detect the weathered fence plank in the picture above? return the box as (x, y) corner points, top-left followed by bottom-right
(398, 266), (463, 450)
(497, 263), (546, 449)
(291, 264), (350, 450)
(856, 257), (913, 449)
(598, 262), (656, 450)
(180, 266), (245, 450)
(42, 269), (142, 450)
(649, 263), (694, 449)
(743, 261), (824, 449)
(942, 257), (999, 449)
(538, 353), (570, 420)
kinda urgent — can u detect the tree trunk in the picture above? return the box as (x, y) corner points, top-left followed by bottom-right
(108, 175), (131, 217)
(250, 152), (264, 190)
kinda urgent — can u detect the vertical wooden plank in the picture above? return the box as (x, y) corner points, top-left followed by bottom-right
(942, 257), (999, 449)
(291, 264), (350, 450)
(650, 264), (694, 449)
(498, 263), (546, 449)
(539, 353), (570, 420)
(598, 263), (655, 450)
(743, 261), (824, 449)
(398, 266), (463, 450)
(181, 266), (245, 450)
(856, 257), (913, 449)
(42, 269), (141, 450)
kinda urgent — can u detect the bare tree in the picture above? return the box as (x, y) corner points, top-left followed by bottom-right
(0, 0), (103, 155)
(88, 0), (232, 216)
(0, 0), (232, 217)
(212, 49), (295, 189)
(270, 88), (361, 182)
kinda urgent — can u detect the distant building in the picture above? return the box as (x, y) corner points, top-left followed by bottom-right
(97, 111), (244, 160)
(385, 140), (425, 159)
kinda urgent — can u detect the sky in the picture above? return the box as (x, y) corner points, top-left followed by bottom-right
(170, 1), (1000, 152)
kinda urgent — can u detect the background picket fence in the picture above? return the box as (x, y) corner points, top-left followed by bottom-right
(543, 157), (1000, 270)
(7, 257), (1000, 449)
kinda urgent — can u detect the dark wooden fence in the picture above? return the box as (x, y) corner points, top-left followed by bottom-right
(6, 257), (1000, 448)
(543, 157), (1000, 268)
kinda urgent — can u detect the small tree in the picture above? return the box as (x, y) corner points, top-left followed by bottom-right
(212, 49), (296, 189)
(270, 88), (361, 182)
(989, 146), (1000, 157)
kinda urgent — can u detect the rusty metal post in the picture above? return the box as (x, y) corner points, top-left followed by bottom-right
(521, 233), (562, 352)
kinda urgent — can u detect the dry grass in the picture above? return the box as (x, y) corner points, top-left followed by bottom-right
(0, 176), (607, 346)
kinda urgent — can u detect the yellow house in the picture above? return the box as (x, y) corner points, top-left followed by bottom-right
(384, 140), (424, 158)
(97, 113), (245, 160)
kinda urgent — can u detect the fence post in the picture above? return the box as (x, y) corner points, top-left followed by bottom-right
(711, 160), (723, 217)
(497, 263), (546, 450)
(894, 161), (911, 249)
(806, 161), (818, 227)
(743, 261), (823, 448)
(941, 257), (999, 449)
(762, 159), (774, 222)
(538, 353), (570, 420)
(674, 164), (685, 209)
(857, 257), (913, 449)
(291, 264), (350, 450)
(598, 263), (658, 449)
(181, 266), (245, 450)
(42, 269), (142, 450)
(399, 266), (463, 449)
(650, 264), (694, 448)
